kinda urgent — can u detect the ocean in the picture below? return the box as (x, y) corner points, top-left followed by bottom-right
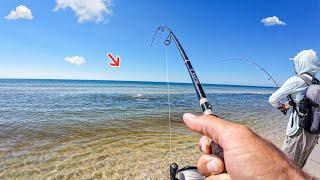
(0, 79), (287, 179)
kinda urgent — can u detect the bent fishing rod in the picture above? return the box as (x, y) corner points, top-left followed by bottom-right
(221, 58), (290, 115)
(151, 26), (223, 180)
(222, 59), (280, 87)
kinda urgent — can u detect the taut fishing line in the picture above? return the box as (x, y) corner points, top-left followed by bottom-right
(162, 31), (173, 164)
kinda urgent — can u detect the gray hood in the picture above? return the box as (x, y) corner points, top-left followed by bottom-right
(292, 49), (320, 76)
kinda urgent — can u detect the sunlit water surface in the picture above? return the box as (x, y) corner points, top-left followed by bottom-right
(0, 79), (287, 179)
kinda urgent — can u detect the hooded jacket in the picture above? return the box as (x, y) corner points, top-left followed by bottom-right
(269, 49), (320, 136)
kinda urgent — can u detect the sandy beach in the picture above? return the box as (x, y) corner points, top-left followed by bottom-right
(305, 144), (320, 179)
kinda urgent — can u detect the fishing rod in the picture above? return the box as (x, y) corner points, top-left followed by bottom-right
(220, 59), (290, 115)
(151, 26), (223, 180)
(221, 59), (280, 87)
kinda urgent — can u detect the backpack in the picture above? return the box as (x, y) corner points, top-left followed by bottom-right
(291, 74), (320, 134)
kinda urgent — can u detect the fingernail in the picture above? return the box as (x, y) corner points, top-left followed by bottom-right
(183, 113), (197, 120)
(207, 160), (217, 172)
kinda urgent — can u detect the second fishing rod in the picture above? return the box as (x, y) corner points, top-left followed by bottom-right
(220, 58), (291, 115)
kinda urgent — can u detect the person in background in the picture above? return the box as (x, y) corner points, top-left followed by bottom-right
(269, 49), (320, 168)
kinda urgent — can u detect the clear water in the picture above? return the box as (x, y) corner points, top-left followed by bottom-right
(0, 79), (287, 179)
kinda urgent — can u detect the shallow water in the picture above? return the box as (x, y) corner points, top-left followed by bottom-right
(0, 79), (287, 179)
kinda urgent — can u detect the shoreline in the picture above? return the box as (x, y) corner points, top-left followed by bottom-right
(0, 78), (277, 89)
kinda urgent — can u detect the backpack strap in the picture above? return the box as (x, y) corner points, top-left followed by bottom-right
(302, 72), (320, 84)
(287, 94), (299, 128)
(288, 74), (314, 115)
(288, 94), (296, 108)
(299, 74), (313, 86)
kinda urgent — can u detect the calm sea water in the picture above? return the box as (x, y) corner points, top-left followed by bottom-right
(0, 79), (287, 179)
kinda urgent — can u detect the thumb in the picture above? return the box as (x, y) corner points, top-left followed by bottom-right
(183, 113), (234, 146)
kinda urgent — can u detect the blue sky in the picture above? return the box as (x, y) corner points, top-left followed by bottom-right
(0, 0), (319, 86)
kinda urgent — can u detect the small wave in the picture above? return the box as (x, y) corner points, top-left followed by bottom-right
(133, 94), (143, 98)
(130, 94), (150, 102)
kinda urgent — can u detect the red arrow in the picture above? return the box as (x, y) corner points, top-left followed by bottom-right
(107, 53), (121, 67)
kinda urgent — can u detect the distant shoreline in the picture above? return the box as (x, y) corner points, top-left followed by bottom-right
(0, 78), (277, 89)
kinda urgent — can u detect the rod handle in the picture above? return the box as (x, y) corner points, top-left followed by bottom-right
(211, 141), (224, 159)
(204, 113), (224, 159)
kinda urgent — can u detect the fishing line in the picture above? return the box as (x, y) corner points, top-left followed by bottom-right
(151, 28), (174, 168)
(162, 31), (173, 164)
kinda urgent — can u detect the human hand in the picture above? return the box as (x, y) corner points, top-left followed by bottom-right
(278, 103), (290, 114)
(183, 113), (311, 180)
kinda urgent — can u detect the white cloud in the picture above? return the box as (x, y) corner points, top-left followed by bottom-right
(65, 56), (86, 65)
(53, 0), (112, 23)
(260, 16), (286, 26)
(5, 5), (33, 20)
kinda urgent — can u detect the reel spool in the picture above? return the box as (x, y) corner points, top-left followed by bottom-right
(170, 163), (204, 180)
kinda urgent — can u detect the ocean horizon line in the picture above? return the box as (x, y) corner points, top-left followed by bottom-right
(0, 78), (277, 89)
